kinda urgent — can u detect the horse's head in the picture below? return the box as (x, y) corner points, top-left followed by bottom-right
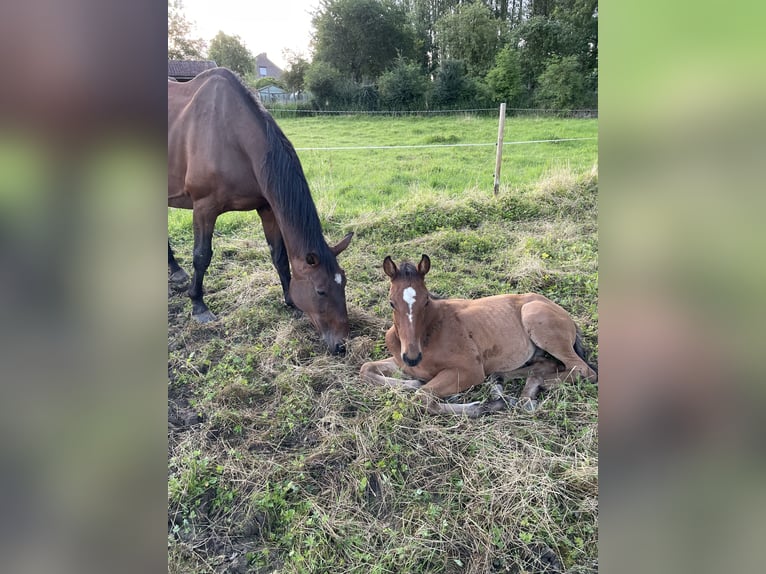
(289, 232), (354, 354)
(383, 254), (431, 368)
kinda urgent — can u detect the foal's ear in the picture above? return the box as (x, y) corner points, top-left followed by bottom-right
(330, 232), (354, 256)
(383, 256), (398, 278)
(418, 254), (431, 276)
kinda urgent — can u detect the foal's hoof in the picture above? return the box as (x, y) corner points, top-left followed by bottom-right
(192, 309), (217, 323)
(169, 269), (190, 284)
(518, 398), (539, 412)
(482, 397), (518, 414)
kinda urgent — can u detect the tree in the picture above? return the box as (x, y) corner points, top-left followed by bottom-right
(282, 51), (311, 96)
(534, 55), (587, 109)
(434, 3), (504, 77)
(431, 60), (474, 107)
(513, 16), (577, 93)
(168, 0), (206, 59)
(208, 31), (254, 76)
(378, 58), (428, 110)
(312, 0), (416, 82)
(486, 44), (525, 106)
(306, 62), (343, 107)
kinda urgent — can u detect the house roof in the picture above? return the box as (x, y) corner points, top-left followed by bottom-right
(255, 53), (283, 78)
(257, 85), (286, 95)
(167, 60), (217, 80)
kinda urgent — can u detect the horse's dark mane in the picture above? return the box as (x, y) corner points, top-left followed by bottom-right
(210, 68), (333, 266)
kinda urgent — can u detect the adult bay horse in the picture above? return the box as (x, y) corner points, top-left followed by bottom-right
(168, 68), (353, 353)
(360, 255), (597, 416)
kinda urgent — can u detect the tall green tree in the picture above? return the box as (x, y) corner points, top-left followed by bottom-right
(282, 51), (311, 96)
(207, 31), (254, 76)
(553, 0), (598, 98)
(168, 0), (206, 59)
(512, 16), (577, 93)
(486, 44), (525, 105)
(312, 0), (417, 82)
(434, 3), (504, 77)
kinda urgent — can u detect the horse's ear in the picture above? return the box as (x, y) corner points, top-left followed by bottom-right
(306, 253), (319, 267)
(418, 254), (431, 276)
(330, 232), (354, 256)
(383, 256), (397, 279)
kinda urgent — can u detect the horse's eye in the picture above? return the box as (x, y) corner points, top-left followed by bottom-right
(316, 289), (326, 297)
(389, 301), (395, 308)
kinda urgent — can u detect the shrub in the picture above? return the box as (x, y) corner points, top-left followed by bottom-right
(535, 56), (588, 110)
(378, 58), (428, 111)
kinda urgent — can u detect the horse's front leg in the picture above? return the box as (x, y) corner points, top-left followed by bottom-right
(189, 205), (218, 323)
(360, 357), (424, 391)
(258, 206), (293, 308)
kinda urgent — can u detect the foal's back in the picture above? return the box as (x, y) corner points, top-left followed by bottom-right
(439, 293), (579, 373)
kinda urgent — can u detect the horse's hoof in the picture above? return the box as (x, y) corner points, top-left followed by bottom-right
(192, 309), (217, 323)
(169, 269), (190, 284)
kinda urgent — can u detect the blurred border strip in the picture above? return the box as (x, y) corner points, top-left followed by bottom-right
(0, 2), (168, 574)
(601, 1), (766, 573)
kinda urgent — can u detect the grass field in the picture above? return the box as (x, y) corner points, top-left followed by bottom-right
(168, 114), (598, 573)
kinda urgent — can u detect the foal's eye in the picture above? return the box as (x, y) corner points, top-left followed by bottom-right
(316, 289), (326, 297)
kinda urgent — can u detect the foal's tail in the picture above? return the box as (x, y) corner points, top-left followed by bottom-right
(574, 331), (598, 375)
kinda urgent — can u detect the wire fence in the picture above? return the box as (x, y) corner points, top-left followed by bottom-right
(266, 106), (598, 119)
(294, 136), (597, 152)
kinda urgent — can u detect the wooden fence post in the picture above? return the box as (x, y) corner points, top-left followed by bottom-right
(493, 102), (506, 195)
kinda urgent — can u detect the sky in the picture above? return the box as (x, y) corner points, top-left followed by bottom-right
(182, 0), (322, 69)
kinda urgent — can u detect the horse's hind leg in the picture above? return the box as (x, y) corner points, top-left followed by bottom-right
(168, 241), (190, 285)
(188, 206), (218, 323)
(258, 206), (293, 307)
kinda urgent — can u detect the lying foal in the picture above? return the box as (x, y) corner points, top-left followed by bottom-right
(360, 255), (597, 417)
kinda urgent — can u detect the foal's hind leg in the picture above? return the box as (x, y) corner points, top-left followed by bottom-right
(188, 205), (218, 323)
(521, 301), (597, 382)
(517, 360), (564, 412)
(168, 241), (190, 285)
(258, 206), (293, 308)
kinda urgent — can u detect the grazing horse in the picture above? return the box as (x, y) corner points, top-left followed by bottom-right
(360, 255), (597, 416)
(168, 68), (353, 353)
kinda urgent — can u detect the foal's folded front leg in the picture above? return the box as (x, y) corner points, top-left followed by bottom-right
(415, 367), (486, 417)
(360, 357), (423, 390)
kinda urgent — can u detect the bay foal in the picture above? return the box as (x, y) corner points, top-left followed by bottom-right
(360, 255), (597, 416)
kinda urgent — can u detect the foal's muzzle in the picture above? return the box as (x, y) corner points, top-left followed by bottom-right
(402, 352), (422, 367)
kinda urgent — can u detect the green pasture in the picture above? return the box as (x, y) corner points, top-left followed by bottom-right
(168, 114), (597, 233)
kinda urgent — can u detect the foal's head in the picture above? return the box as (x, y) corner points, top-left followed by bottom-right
(383, 254), (432, 368)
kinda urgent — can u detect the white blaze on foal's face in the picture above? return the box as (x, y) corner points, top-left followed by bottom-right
(334, 273), (342, 286)
(402, 286), (417, 324)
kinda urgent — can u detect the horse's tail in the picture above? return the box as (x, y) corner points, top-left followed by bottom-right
(574, 331), (598, 374)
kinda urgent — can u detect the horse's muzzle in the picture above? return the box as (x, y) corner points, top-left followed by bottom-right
(402, 352), (422, 367)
